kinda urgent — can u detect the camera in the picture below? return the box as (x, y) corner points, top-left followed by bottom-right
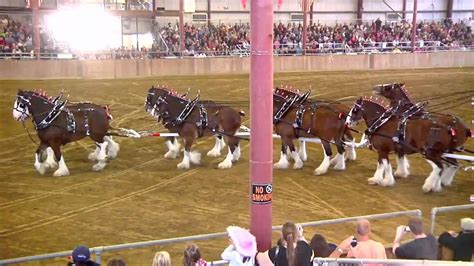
(404, 226), (411, 232)
(350, 237), (358, 247)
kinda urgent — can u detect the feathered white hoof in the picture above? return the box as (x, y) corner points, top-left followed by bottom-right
(92, 161), (107, 171)
(35, 162), (46, 175)
(333, 163), (346, 171)
(314, 167), (328, 176)
(189, 151), (201, 165)
(88, 152), (98, 161)
(293, 160), (303, 169)
(218, 158), (233, 169)
(274, 161), (289, 169)
(381, 178), (395, 187)
(344, 146), (357, 161)
(232, 146), (241, 162)
(53, 168), (70, 177)
(394, 170), (409, 178)
(177, 161), (190, 169)
(368, 177), (382, 185)
(299, 151), (307, 162)
(164, 150), (178, 159)
(329, 156), (338, 166)
(106, 142), (120, 159)
(44, 159), (58, 169)
(207, 148), (221, 157)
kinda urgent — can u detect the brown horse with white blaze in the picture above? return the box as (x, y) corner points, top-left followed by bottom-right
(12, 90), (120, 176)
(374, 83), (472, 186)
(346, 97), (466, 192)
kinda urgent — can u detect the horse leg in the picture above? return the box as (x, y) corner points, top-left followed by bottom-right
(92, 141), (109, 171)
(232, 141), (241, 162)
(51, 143), (70, 177)
(104, 135), (120, 159)
(177, 137), (200, 169)
(44, 146), (58, 169)
(88, 143), (100, 161)
(207, 135), (222, 157)
(218, 135), (226, 151)
(218, 137), (238, 169)
(274, 142), (290, 169)
(288, 140), (303, 169)
(34, 142), (48, 175)
(332, 139), (346, 171)
(164, 137), (180, 159)
(343, 131), (357, 161)
(441, 159), (459, 187)
(368, 152), (385, 185)
(298, 140), (308, 161)
(394, 151), (410, 178)
(314, 141), (332, 176)
(422, 157), (443, 193)
(381, 156), (395, 187)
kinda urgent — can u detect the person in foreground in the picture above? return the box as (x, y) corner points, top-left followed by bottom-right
(67, 245), (100, 266)
(329, 219), (386, 266)
(438, 217), (474, 261)
(152, 251), (171, 266)
(392, 217), (438, 260)
(221, 225), (257, 266)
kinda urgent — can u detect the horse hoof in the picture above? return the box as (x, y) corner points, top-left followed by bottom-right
(35, 163), (46, 175)
(53, 169), (70, 177)
(207, 150), (221, 157)
(164, 151), (178, 159)
(293, 162), (303, 169)
(92, 163), (106, 171)
(367, 177), (381, 185)
(273, 162), (289, 169)
(88, 153), (98, 161)
(394, 171), (409, 178)
(45, 160), (58, 169)
(314, 168), (327, 176)
(218, 161), (232, 169)
(422, 185), (432, 193)
(189, 151), (201, 165)
(333, 164), (346, 171)
(177, 162), (190, 169)
(381, 179), (395, 187)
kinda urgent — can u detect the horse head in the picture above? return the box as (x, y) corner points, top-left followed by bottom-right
(346, 97), (364, 127)
(346, 97), (388, 127)
(373, 83), (410, 104)
(13, 90), (53, 122)
(145, 86), (170, 120)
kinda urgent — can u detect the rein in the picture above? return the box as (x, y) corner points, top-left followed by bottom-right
(22, 121), (39, 146)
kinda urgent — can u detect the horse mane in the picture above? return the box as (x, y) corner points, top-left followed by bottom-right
(154, 85), (189, 101)
(28, 90), (54, 103)
(362, 96), (389, 110)
(397, 83), (412, 102)
(274, 85), (303, 96)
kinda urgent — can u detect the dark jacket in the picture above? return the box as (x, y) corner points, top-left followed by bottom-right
(438, 231), (474, 262)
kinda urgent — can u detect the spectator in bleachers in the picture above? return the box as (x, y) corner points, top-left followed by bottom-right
(106, 258), (127, 266)
(438, 217), (474, 262)
(310, 233), (335, 258)
(221, 226), (257, 266)
(67, 245), (100, 266)
(329, 219), (386, 266)
(183, 244), (207, 266)
(152, 251), (171, 266)
(267, 222), (313, 266)
(392, 217), (438, 260)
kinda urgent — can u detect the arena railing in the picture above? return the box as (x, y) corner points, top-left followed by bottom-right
(430, 203), (474, 235)
(0, 209), (421, 265)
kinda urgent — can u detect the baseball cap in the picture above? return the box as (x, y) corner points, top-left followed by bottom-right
(72, 245), (90, 262)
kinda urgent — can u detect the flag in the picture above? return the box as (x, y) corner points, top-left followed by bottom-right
(26, 0), (43, 8)
(242, 0), (246, 8)
(278, 0), (283, 9)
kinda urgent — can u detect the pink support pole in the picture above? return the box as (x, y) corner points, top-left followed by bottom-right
(250, 0), (273, 252)
(411, 0), (418, 53)
(179, 0), (185, 54)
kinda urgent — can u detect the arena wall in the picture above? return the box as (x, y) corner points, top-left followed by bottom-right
(0, 51), (473, 80)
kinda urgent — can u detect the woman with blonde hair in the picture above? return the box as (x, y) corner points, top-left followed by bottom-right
(267, 222), (313, 266)
(152, 251), (171, 266)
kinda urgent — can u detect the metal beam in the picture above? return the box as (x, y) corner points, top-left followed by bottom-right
(357, 0), (363, 21)
(250, 0), (273, 253)
(207, 0), (211, 27)
(402, 0), (407, 19)
(303, 0), (308, 55)
(179, 0), (184, 54)
(32, 0), (40, 59)
(411, 0), (418, 53)
(447, 0), (453, 19)
(309, 2), (314, 25)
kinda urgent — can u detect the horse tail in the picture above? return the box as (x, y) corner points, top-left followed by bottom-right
(239, 110), (246, 117)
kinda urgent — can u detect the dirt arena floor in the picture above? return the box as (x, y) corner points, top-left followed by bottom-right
(0, 68), (473, 265)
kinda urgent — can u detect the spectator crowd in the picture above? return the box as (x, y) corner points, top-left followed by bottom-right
(1, 14), (473, 59)
(67, 217), (473, 266)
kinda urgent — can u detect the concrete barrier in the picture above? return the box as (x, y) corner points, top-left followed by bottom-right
(0, 51), (472, 80)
